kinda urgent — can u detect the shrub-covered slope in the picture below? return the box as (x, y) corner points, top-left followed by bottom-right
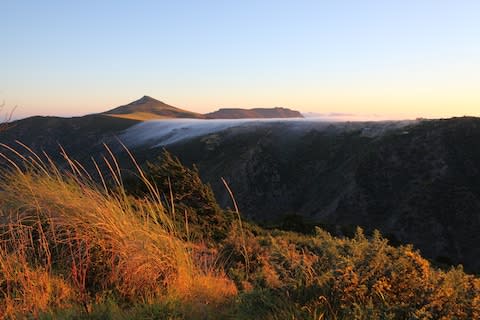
(164, 118), (480, 273)
(1, 149), (477, 319)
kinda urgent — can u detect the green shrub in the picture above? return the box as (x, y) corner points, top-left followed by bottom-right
(127, 150), (232, 241)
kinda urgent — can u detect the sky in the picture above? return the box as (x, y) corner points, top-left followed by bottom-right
(2, 0), (480, 120)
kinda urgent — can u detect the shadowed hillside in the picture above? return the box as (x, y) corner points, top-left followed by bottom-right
(0, 114), (139, 166)
(153, 117), (480, 273)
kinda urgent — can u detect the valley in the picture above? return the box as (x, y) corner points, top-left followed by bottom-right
(2, 98), (479, 274)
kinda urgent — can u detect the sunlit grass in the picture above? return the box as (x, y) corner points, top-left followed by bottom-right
(0, 143), (236, 318)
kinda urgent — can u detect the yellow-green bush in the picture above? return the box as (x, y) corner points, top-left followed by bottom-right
(223, 227), (480, 319)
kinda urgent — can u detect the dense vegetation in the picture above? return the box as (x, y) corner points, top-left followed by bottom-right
(0, 147), (478, 319)
(166, 118), (480, 273)
(4, 116), (480, 273)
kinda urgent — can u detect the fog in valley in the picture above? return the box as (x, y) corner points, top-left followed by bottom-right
(120, 118), (417, 148)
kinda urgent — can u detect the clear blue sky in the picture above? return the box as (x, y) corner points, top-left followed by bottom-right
(2, 0), (480, 120)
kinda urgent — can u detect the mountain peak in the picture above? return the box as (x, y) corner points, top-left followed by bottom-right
(102, 96), (205, 120)
(131, 95), (160, 105)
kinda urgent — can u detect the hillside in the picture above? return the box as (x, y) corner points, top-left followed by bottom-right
(0, 114), (139, 166)
(0, 149), (478, 319)
(2, 114), (480, 275)
(205, 107), (303, 119)
(126, 117), (480, 273)
(103, 95), (205, 120)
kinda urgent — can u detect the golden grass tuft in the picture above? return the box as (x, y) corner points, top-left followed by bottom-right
(0, 144), (237, 318)
(0, 248), (74, 317)
(173, 272), (238, 305)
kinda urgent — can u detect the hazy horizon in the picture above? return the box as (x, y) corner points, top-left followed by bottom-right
(6, 94), (435, 122)
(3, 1), (480, 120)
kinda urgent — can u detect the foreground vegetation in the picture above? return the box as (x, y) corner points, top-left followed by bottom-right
(0, 146), (478, 319)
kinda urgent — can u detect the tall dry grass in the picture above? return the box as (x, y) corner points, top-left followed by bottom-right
(0, 143), (236, 318)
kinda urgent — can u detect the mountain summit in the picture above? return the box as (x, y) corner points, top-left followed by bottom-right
(103, 96), (304, 120)
(103, 96), (205, 120)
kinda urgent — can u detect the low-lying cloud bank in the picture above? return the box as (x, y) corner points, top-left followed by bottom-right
(120, 118), (417, 148)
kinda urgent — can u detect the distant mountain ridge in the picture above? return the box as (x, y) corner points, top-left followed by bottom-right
(103, 96), (303, 120)
(205, 107), (303, 119)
